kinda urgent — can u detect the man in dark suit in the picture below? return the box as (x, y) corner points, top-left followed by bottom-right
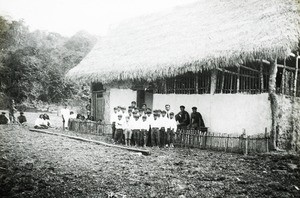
(175, 105), (190, 129)
(190, 107), (205, 130)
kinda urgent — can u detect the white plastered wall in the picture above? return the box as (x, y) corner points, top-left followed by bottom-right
(153, 93), (272, 135)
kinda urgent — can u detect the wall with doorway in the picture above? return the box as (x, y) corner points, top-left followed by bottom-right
(145, 92), (153, 109)
(153, 93), (272, 135)
(136, 90), (154, 109)
(109, 88), (137, 122)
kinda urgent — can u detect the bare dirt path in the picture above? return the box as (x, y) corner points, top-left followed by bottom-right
(0, 126), (299, 198)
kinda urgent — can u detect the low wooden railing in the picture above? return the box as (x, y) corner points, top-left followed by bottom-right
(174, 129), (270, 154)
(69, 119), (112, 135)
(69, 119), (270, 154)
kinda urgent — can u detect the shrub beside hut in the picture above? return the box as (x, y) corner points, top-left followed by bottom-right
(66, 0), (300, 151)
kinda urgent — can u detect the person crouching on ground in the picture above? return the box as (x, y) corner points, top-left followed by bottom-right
(43, 114), (51, 127)
(17, 112), (27, 126)
(167, 112), (177, 148)
(34, 114), (48, 129)
(131, 113), (141, 146)
(123, 116), (132, 146)
(140, 115), (150, 147)
(0, 112), (9, 125)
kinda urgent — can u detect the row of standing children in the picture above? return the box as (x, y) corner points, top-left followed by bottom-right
(111, 101), (177, 148)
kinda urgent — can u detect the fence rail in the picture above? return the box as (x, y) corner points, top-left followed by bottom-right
(174, 129), (270, 154)
(69, 119), (112, 135)
(69, 119), (270, 154)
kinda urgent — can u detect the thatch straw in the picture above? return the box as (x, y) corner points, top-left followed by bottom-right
(66, 0), (300, 83)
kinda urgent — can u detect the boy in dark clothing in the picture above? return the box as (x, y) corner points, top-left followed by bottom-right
(175, 105), (190, 129)
(17, 112), (27, 125)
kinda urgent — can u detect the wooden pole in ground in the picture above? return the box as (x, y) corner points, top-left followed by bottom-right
(265, 127), (269, 153)
(243, 129), (248, 155)
(268, 58), (278, 150)
(225, 134), (229, 152)
(29, 128), (151, 155)
(62, 120), (65, 131)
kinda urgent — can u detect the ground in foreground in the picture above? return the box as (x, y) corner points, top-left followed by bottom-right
(0, 126), (299, 198)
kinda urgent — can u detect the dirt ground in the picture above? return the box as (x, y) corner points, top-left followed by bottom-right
(0, 125), (300, 198)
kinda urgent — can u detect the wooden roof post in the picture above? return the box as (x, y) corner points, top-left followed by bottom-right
(195, 72), (199, 94)
(290, 52), (299, 151)
(293, 52), (299, 97)
(268, 58), (278, 150)
(220, 69), (225, 93)
(281, 58), (286, 94)
(259, 60), (264, 93)
(237, 66), (240, 93)
(210, 68), (217, 94)
(163, 79), (167, 94)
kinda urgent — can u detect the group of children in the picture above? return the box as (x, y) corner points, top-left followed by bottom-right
(0, 111), (27, 125)
(34, 113), (51, 129)
(111, 101), (177, 148)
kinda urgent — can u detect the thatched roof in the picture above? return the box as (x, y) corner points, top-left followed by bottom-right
(66, 0), (300, 83)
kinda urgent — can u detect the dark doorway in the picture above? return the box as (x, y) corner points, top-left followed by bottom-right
(137, 90), (153, 109)
(92, 91), (105, 121)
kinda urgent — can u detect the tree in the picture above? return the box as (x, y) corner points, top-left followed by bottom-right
(0, 15), (97, 109)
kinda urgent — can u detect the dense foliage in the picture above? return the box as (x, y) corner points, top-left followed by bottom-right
(0, 16), (96, 108)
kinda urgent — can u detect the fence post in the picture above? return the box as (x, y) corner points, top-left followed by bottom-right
(204, 131), (207, 149)
(180, 129), (184, 148)
(225, 134), (229, 152)
(62, 120), (65, 131)
(265, 127), (269, 153)
(242, 129), (248, 155)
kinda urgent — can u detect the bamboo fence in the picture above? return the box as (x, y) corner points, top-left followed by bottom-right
(174, 128), (270, 154)
(69, 119), (269, 154)
(69, 119), (112, 135)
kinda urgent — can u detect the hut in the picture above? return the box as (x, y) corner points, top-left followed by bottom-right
(66, 0), (300, 151)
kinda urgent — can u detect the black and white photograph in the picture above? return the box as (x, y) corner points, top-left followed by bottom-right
(0, 0), (300, 197)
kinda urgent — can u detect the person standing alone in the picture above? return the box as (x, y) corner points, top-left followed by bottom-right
(8, 99), (17, 123)
(61, 104), (70, 130)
